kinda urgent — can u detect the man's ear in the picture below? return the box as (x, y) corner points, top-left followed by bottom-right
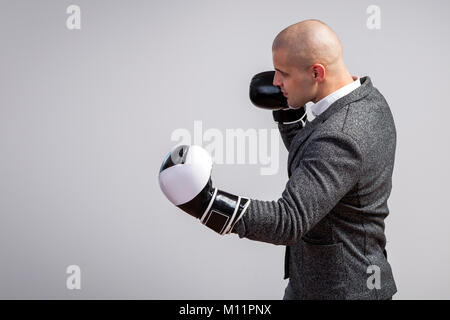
(311, 64), (326, 82)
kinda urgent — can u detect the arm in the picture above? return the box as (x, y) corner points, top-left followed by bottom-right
(249, 71), (307, 151)
(273, 106), (307, 151)
(232, 130), (363, 245)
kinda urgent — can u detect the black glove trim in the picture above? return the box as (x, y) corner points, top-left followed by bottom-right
(200, 188), (250, 235)
(272, 106), (307, 125)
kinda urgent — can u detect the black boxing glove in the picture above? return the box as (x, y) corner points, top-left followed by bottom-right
(249, 71), (307, 125)
(249, 70), (288, 110)
(159, 145), (250, 235)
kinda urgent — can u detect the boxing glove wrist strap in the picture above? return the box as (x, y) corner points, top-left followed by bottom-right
(272, 106), (307, 125)
(200, 188), (250, 235)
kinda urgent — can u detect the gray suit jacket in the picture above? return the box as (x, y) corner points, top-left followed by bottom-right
(232, 76), (397, 300)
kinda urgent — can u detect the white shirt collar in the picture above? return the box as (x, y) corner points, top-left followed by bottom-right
(309, 78), (361, 120)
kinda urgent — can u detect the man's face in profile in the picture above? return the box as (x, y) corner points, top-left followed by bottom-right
(272, 48), (314, 108)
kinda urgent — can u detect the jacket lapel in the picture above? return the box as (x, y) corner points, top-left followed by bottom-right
(287, 76), (373, 175)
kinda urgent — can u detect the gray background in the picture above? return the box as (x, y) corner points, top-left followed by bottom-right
(1, 0), (449, 299)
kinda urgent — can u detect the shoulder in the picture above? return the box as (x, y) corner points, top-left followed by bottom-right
(314, 93), (395, 157)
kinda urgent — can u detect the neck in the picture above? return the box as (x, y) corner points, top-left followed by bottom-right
(312, 72), (354, 103)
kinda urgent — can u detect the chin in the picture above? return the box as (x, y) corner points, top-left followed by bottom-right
(288, 102), (303, 109)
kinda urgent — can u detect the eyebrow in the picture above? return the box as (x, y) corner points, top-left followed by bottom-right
(275, 68), (287, 74)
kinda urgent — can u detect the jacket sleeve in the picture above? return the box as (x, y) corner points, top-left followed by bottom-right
(277, 121), (304, 151)
(232, 130), (363, 245)
(272, 106), (307, 151)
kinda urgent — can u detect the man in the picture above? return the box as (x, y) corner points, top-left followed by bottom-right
(159, 19), (397, 300)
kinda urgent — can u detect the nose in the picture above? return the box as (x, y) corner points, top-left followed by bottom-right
(273, 71), (282, 87)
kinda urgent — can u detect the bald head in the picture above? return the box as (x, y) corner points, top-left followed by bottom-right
(271, 20), (354, 107)
(273, 19), (344, 71)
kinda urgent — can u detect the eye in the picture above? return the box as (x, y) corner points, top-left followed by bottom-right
(275, 69), (286, 77)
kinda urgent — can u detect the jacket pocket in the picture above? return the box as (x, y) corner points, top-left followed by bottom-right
(301, 240), (348, 299)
